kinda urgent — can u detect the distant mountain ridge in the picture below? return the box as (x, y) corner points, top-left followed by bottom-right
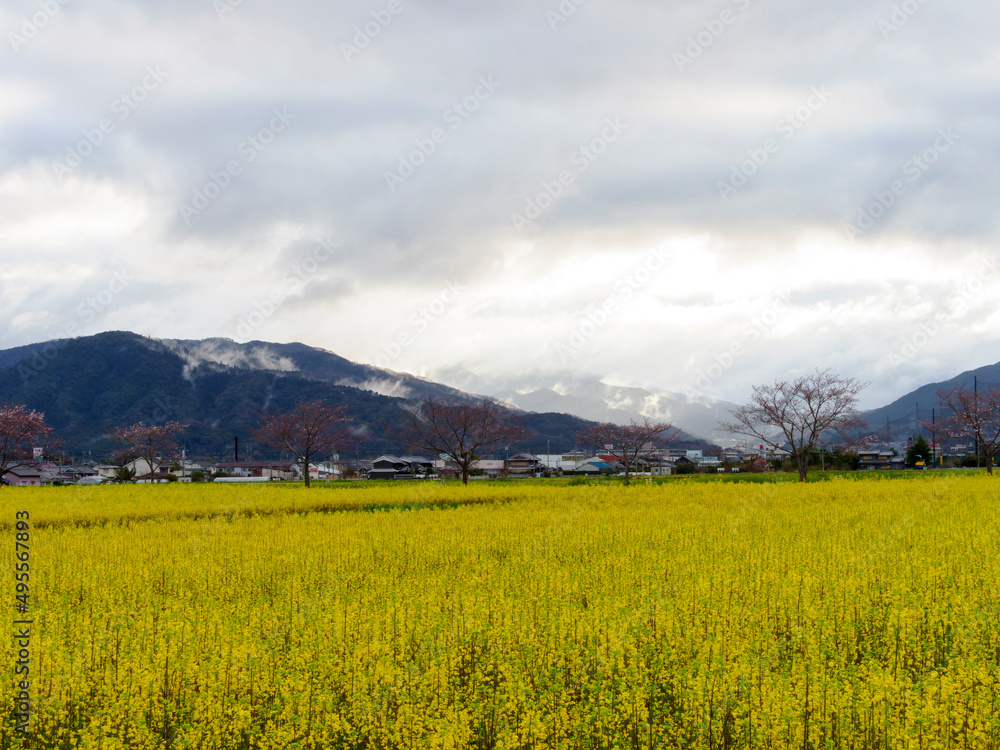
(0, 339), (70, 371)
(431, 366), (740, 444)
(434, 360), (1000, 447)
(862, 361), (1000, 441)
(0, 331), (713, 460)
(158, 337), (466, 401)
(4, 330), (988, 457)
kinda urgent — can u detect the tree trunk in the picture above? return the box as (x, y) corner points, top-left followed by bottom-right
(623, 465), (630, 486)
(797, 454), (808, 482)
(461, 469), (469, 485)
(302, 458), (311, 488)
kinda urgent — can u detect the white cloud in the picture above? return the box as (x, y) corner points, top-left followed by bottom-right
(2, 0), (999, 415)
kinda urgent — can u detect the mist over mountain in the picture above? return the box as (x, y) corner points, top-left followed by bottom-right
(6, 330), (988, 461)
(157, 337), (467, 402)
(432, 366), (740, 445)
(0, 332), (716, 460)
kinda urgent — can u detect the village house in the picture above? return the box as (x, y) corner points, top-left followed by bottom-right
(858, 449), (906, 471)
(215, 461), (296, 480)
(433, 458), (506, 478)
(646, 455), (676, 476)
(368, 456), (436, 480)
(94, 464), (122, 481)
(573, 459), (617, 475)
(2, 466), (42, 486)
(506, 453), (544, 477)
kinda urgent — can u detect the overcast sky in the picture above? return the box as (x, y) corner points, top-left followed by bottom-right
(1, 0), (998, 408)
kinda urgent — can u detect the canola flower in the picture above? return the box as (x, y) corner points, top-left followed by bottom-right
(1, 475), (1000, 748)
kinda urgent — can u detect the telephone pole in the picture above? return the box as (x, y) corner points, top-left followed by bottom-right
(975, 376), (979, 467)
(932, 408), (936, 467)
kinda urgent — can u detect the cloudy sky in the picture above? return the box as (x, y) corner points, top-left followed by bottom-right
(1, 0), (998, 408)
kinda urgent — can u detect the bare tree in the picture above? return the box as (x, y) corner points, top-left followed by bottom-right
(390, 397), (530, 485)
(252, 401), (364, 487)
(925, 385), (1000, 475)
(0, 404), (52, 485)
(110, 421), (187, 481)
(576, 418), (681, 486)
(719, 369), (869, 482)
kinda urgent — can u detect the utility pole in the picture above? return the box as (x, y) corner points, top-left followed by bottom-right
(975, 376), (979, 467)
(932, 408), (936, 467)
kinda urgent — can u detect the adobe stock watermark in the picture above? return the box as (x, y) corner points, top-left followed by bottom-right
(879, 0), (931, 39)
(231, 236), (339, 341)
(555, 244), (671, 361)
(76, 269), (135, 323)
(341, 0), (405, 64)
(8, 0), (71, 53)
(843, 127), (958, 240)
(17, 267), (136, 384)
(384, 76), (500, 192)
(683, 290), (794, 397)
(51, 66), (168, 181)
(373, 281), (465, 368)
(884, 255), (997, 368)
(510, 117), (627, 231)
(146, 395), (178, 426)
(213, 0), (245, 20)
(673, 0), (753, 72)
(546, 0), (588, 30)
(717, 86), (830, 201)
(849, 491), (933, 571)
(180, 107), (294, 223)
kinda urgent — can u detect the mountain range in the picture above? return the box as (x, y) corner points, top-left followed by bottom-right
(0, 332), (715, 460)
(860, 363), (1000, 442)
(3, 331), (994, 460)
(430, 366), (739, 445)
(438, 366), (1000, 447)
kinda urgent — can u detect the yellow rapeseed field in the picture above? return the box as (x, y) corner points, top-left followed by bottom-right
(3, 475), (1000, 748)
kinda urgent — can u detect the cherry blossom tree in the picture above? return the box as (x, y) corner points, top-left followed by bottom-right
(390, 397), (530, 485)
(0, 404), (52, 485)
(252, 401), (364, 488)
(925, 385), (1000, 475)
(110, 421), (187, 481)
(575, 418), (681, 486)
(719, 369), (869, 482)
